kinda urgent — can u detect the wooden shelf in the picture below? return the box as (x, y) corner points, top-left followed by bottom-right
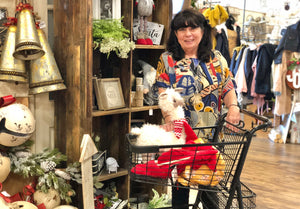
(97, 168), (128, 181)
(92, 105), (160, 117)
(135, 45), (166, 49)
(92, 108), (131, 117)
(131, 105), (160, 112)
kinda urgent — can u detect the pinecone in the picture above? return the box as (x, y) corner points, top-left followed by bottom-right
(55, 169), (71, 180)
(15, 151), (32, 158)
(41, 161), (57, 172)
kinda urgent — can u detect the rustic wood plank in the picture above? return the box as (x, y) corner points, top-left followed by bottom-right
(80, 134), (98, 209)
(152, 0), (172, 45)
(53, 0), (93, 162)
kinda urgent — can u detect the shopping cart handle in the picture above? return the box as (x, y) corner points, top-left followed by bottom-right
(240, 109), (270, 123)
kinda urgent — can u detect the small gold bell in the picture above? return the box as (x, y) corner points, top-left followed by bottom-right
(13, 8), (45, 60)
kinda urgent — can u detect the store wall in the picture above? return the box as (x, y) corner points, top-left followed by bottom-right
(0, 0), (54, 153)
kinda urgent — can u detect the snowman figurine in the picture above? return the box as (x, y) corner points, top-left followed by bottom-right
(106, 157), (119, 173)
(135, 0), (154, 45)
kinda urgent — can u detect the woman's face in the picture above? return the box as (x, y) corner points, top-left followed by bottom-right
(175, 26), (203, 55)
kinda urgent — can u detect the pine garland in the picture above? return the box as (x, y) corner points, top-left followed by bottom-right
(287, 57), (300, 70)
(6, 141), (76, 204)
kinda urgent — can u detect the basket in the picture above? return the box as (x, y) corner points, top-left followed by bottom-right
(202, 182), (256, 209)
(127, 109), (271, 209)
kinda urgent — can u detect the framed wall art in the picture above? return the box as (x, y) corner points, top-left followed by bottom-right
(96, 78), (125, 110)
(92, 0), (121, 20)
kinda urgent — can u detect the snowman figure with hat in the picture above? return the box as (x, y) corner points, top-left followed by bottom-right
(135, 0), (154, 45)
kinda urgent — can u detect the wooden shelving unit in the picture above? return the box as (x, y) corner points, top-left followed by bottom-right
(53, 0), (173, 205)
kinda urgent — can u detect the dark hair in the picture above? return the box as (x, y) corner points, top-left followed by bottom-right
(167, 8), (212, 62)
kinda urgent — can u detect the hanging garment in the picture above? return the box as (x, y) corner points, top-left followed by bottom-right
(235, 47), (249, 104)
(244, 46), (258, 99)
(215, 29), (231, 66)
(203, 5), (229, 28)
(273, 51), (300, 115)
(255, 43), (277, 100)
(274, 20), (300, 64)
(251, 57), (265, 114)
(232, 46), (246, 77)
(227, 29), (238, 59)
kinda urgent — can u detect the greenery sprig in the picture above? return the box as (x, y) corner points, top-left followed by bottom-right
(7, 142), (75, 204)
(93, 17), (135, 59)
(287, 57), (300, 70)
(148, 189), (171, 209)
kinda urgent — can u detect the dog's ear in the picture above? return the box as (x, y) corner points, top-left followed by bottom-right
(158, 92), (167, 100)
(174, 87), (184, 93)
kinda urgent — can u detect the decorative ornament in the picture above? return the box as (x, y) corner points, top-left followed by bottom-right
(33, 188), (61, 209)
(0, 154), (10, 183)
(106, 157), (119, 173)
(286, 58), (300, 90)
(135, 0), (154, 45)
(0, 103), (35, 147)
(13, 201), (38, 209)
(0, 197), (38, 209)
(40, 161), (57, 172)
(54, 169), (71, 181)
(53, 206), (78, 209)
(0, 95), (16, 108)
(8, 147), (74, 204)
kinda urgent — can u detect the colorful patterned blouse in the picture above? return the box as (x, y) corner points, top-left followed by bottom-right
(155, 51), (235, 127)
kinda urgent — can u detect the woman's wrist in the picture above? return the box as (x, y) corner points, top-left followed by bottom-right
(228, 103), (240, 109)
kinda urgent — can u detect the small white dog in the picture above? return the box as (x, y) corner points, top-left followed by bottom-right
(131, 88), (186, 146)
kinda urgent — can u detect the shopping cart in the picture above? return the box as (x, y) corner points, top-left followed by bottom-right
(127, 109), (271, 209)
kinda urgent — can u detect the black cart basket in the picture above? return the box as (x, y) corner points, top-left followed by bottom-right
(127, 109), (271, 209)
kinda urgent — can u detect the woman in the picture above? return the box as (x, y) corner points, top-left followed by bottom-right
(155, 8), (240, 208)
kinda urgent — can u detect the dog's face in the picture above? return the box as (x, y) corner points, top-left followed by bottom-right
(159, 88), (184, 108)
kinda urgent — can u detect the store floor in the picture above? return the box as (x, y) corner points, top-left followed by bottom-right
(188, 134), (300, 209)
(241, 136), (300, 209)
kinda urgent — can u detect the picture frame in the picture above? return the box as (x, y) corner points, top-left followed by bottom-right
(93, 76), (103, 110)
(96, 78), (125, 110)
(133, 18), (165, 45)
(92, 0), (121, 20)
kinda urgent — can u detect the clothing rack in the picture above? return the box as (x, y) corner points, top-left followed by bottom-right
(241, 38), (281, 44)
(203, 0), (221, 8)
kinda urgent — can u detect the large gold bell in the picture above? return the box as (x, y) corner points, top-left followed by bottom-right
(13, 8), (45, 60)
(0, 25), (27, 83)
(29, 28), (66, 94)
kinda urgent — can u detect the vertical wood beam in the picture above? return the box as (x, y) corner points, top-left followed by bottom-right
(53, 0), (93, 162)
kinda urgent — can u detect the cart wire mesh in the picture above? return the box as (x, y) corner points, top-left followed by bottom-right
(127, 109), (271, 209)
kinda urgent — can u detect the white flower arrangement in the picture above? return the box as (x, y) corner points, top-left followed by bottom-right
(93, 18), (136, 59)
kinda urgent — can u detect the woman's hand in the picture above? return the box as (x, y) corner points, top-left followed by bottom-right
(226, 105), (241, 131)
(226, 105), (241, 125)
(160, 121), (174, 132)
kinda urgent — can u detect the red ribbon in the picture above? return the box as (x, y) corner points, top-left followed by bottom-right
(23, 183), (35, 203)
(16, 3), (33, 12)
(3, 17), (18, 26)
(0, 95), (16, 108)
(37, 203), (47, 209)
(0, 192), (23, 203)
